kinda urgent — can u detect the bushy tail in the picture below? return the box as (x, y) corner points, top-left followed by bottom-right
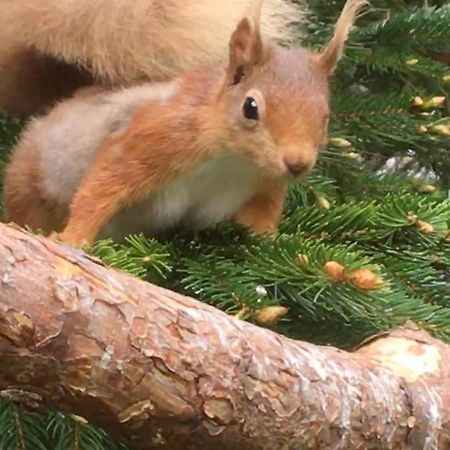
(0, 0), (307, 117)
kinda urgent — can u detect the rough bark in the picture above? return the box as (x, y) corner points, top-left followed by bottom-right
(0, 223), (449, 450)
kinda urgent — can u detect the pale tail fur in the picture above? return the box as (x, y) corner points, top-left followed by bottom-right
(0, 0), (306, 117)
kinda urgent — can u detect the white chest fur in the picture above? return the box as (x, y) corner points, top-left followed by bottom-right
(99, 156), (261, 241)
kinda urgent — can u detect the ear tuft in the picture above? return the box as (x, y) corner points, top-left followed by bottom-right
(227, 1), (264, 86)
(318, 0), (368, 76)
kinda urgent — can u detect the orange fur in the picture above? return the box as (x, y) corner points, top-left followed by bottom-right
(0, 0), (306, 118)
(3, 0), (367, 246)
(58, 97), (211, 244)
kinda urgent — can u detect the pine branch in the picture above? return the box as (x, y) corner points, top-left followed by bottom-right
(91, 234), (172, 283)
(1, 223), (450, 450)
(0, 401), (47, 450)
(357, 4), (450, 49)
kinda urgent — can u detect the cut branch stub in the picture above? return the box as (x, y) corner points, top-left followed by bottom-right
(0, 223), (448, 450)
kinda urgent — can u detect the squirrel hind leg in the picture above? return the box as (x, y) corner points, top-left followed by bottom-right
(3, 138), (66, 235)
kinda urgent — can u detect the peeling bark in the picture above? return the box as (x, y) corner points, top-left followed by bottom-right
(0, 223), (449, 450)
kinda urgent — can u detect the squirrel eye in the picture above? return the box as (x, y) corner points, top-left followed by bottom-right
(243, 96), (259, 120)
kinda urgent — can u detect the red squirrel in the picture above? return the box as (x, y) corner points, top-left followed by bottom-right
(0, 0), (303, 118)
(3, 0), (367, 247)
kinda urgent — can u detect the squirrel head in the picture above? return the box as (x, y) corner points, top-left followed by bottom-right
(216, 0), (368, 181)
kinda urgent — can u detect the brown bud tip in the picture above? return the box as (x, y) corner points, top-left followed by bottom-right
(71, 414), (89, 425)
(412, 96), (424, 106)
(347, 268), (383, 290)
(254, 306), (289, 326)
(317, 196), (331, 209)
(416, 220), (434, 234)
(417, 184), (436, 193)
(234, 307), (251, 320)
(329, 137), (353, 148)
(297, 254), (310, 266)
(324, 261), (346, 282)
(407, 212), (418, 225)
(422, 96), (446, 110)
(417, 125), (428, 134)
(430, 125), (450, 136)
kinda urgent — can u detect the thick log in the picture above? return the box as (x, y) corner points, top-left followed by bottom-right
(0, 222), (448, 450)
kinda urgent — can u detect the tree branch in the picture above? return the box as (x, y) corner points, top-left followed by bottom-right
(0, 223), (448, 450)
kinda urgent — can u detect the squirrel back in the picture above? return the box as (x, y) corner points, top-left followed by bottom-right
(0, 0), (305, 118)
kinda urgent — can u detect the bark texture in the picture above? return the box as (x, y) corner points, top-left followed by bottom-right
(0, 223), (449, 450)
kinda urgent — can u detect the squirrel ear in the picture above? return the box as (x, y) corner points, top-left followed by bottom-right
(318, 0), (368, 76)
(227, 0), (264, 85)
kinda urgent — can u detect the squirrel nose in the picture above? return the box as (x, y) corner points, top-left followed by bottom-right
(285, 161), (308, 177)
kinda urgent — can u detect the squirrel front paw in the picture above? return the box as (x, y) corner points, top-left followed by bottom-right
(47, 231), (59, 241)
(47, 230), (91, 249)
(253, 224), (278, 240)
(245, 221), (279, 239)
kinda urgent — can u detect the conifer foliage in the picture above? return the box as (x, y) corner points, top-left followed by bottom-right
(0, 1), (449, 448)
